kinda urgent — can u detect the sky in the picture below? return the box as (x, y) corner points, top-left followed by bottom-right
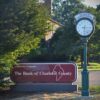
(39, 0), (100, 8)
(83, 0), (100, 8)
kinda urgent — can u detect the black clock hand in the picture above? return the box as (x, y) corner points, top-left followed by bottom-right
(82, 26), (86, 35)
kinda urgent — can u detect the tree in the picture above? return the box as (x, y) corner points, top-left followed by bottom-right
(0, 0), (48, 84)
(51, 0), (100, 62)
(25, 0), (86, 62)
(49, 0), (85, 61)
(52, 0), (85, 25)
(0, 0), (48, 54)
(87, 6), (100, 62)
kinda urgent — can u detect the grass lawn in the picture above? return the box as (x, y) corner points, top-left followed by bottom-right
(79, 86), (100, 93)
(77, 62), (100, 70)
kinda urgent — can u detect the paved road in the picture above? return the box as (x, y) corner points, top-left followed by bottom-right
(74, 70), (100, 86)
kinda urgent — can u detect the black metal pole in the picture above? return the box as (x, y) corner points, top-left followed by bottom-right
(82, 39), (89, 96)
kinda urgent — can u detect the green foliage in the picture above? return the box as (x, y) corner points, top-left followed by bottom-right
(52, 0), (85, 25)
(0, 0), (48, 82)
(28, 0), (86, 62)
(27, 1), (100, 63)
(46, 1), (100, 62)
(87, 6), (100, 62)
(48, 0), (85, 61)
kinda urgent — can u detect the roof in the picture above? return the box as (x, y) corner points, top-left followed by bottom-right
(49, 19), (64, 27)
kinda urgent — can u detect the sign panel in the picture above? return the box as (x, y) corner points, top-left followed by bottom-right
(10, 63), (77, 83)
(75, 12), (95, 22)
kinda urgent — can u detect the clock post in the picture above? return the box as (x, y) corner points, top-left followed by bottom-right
(75, 12), (96, 96)
(82, 38), (89, 96)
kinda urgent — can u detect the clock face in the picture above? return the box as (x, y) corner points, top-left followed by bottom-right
(76, 19), (93, 37)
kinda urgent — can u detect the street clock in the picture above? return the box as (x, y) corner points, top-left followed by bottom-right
(75, 12), (95, 37)
(74, 12), (96, 96)
(76, 19), (94, 37)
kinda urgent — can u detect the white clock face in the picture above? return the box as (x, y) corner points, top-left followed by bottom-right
(76, 19), (93, 36)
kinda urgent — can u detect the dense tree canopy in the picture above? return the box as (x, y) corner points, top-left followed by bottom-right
(48, 0), (85, 61)
(36, 0), (100, 62)
(52, 0), (85, 25)
(26, 0), (85, 62)
(0, 0), (48, 77)
(87, 6), (100, 62)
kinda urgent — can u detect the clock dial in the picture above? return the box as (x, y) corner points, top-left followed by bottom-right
(76, 19), (93, 36)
